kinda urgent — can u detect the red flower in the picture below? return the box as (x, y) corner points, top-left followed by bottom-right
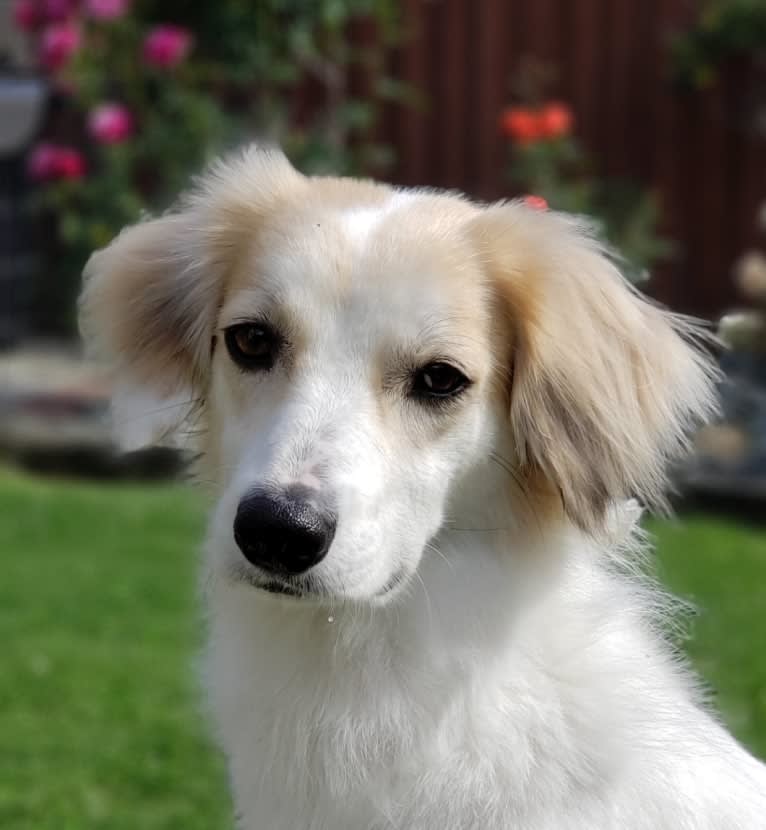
(538, 102), (573, 139)
(12, 0), (42, 31)
(522, 195), (548, 211)
(88, 102), (134, 144)
(500, 101), (574, 144)
(142, 25), (193, 69)
(86, 0), (131, 21)
(40, 22), (81, 71)
(499, 107), (542, 143)
(27, 142), (86, 181)
(56, 147), (87, 179)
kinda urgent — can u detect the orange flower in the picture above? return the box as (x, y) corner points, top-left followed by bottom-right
(499, 107), (542, 143)
(522, 194), (548, 211)
(538, 101), (573, 139)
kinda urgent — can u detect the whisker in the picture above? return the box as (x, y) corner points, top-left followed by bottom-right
(446, 526), (510, 533)
(424, 540), (454, 571)
(413, 569), (434, 631)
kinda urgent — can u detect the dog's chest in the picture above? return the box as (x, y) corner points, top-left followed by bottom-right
(206, 598), (766, 830)
(209, 648), (589, 830)
(217, 670), (424, 828)
(205, 597), (606, 829)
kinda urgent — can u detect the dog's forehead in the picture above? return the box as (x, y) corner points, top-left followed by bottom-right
(223, 192), (489, 342)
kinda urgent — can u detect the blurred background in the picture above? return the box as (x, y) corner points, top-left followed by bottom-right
(1, 1), (765, 827)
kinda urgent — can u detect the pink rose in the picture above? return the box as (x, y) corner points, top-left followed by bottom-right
(40, 22), (81, 71)
(86, 0), (130, 21)
(12, 0), (42, 31)
(56, 147), (87, 179)
(27, 143), (86, 181)
(88, 102), (134, 144)
(142, 25), (193, 69)
(27, 143), (60, 180)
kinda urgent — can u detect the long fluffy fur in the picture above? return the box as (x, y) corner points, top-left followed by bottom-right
(472, 206), (720, 532)
(81, 146), (766, 829)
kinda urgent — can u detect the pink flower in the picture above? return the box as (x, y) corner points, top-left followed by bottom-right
(88, 102), (134, 144)
(27, 143), (59, 180)
(142, 25), (193, 69)
(85, 0), (130, 21)
(40, 22), (81, 71)
(56, 147), (87, 179)
(27, 143), (86, 181)
(12, 0), (42, 31)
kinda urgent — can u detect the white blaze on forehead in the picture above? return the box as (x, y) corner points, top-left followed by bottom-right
(341, 191), (414, 245)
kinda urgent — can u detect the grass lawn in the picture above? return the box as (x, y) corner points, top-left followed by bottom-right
(1, 467), (764, 828)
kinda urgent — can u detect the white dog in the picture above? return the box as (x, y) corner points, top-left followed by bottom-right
(81, 146), (766, 829)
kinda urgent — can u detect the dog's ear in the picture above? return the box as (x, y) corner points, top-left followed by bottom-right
(79, 146), (303, 449)
(471, 203), (717, 534)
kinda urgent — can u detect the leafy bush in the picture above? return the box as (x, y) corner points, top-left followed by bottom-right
(671, 0), (766, 89)
(14, 0), (402, 332)
(498, 65), (673, 283)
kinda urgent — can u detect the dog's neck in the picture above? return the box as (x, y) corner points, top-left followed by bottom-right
(204, 514), (697, 824)
(207, 520), (686, 821)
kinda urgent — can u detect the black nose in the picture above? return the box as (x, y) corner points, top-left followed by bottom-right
(233, 491), (336, 575)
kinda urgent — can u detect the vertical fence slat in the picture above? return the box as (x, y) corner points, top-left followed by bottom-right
(568, 0), (604, 155)
(393, 0), (429, 186)
(438, 0), (469, 189)
(474, 0), (511, 199)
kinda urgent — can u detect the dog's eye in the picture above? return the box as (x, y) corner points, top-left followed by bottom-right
(412, 362), (470, 400)
(224, 323), (281, 370)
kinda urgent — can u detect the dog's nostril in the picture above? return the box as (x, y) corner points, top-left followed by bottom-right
(233, 491), (336, 576)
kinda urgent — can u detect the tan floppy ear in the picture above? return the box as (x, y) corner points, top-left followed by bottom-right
(471, 203), (718, 534)
(79, 145), (303, 449)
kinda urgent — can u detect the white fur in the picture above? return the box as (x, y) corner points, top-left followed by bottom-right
(342, 192), (413, 245)
(81, 148), (766, 829)
(206, 531), (766, 829)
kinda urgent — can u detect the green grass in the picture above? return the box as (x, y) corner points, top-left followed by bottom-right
(649, 514), (766, 759)
(0, 468), (764, 827)
(0, 469), (229, 830)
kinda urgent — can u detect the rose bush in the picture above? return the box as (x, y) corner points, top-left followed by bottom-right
(17, 0), (402, 334)
(500, 89), (672, 282)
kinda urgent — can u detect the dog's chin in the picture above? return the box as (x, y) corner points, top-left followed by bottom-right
(227, 561), (413, 606)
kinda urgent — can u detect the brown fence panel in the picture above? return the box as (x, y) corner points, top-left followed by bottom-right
(380, 0), (766, 318)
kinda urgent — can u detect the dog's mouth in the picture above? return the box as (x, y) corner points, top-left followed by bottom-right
(258, 579), (305, 598)
(229, 563), (411, 603)
(228, 563), (312, 599)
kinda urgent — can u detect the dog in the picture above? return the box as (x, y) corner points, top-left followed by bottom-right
(81, 146), (766, 829)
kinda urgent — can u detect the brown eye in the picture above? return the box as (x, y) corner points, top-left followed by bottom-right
(412, 362), (470, 401)
(224, 323), (281, 370)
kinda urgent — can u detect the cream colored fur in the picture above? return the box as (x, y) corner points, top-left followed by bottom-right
(81, 146), (766, 829)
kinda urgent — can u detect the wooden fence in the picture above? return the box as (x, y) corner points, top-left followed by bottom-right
(378, 0), (766, 318)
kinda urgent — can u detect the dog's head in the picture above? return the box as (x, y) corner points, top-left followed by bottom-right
(81, 147), (716, 603)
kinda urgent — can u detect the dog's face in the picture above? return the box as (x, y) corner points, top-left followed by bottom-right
(204, 194), (507, 601)
(81, 147), (715, 604)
